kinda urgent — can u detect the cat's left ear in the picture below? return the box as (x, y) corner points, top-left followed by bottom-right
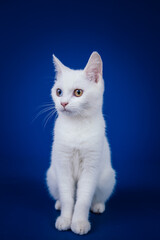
(84, 51), (103, 83)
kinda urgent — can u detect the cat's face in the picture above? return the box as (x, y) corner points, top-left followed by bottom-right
(51, 52), (104, 117)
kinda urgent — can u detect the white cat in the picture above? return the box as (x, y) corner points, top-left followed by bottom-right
(46, 52), (116, 235)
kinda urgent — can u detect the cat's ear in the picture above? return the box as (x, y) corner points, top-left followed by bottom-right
(52, 54), (68, 76)
(84, 52), (103, 83)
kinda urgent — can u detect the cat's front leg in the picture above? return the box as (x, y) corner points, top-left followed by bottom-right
(55, 151), (75, 231)
(71, 160), (98, 235)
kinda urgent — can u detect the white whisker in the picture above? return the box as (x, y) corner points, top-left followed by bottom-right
(37, 103), (55, 109)
(43, 109), (56, 128)
(32, 106), (55, 123)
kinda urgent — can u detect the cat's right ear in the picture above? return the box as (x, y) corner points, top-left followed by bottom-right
(52, 54), (68, 76)
(84, 52), (103, 83)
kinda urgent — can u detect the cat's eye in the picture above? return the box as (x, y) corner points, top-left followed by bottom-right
(56, 88), (63, 97)
(74, 89), (83, 97)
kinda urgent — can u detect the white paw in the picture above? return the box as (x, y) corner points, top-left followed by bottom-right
(55, 200), (61, 210)
(91, 202), (105, 213)
(71, 220), (91, 235)
(55, 216), (71, 231)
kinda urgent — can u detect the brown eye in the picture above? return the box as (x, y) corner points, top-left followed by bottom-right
(56, 88), (63, 97)
(74, 89), (83, 97)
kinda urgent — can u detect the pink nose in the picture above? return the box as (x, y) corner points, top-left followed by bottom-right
(61, 102), (68, 108)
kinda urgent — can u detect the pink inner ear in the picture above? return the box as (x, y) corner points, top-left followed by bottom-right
(86, 66), (100, 83)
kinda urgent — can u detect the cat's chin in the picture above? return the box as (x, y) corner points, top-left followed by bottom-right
(59, 109), (79, 117)
(59, 109), (73, 115)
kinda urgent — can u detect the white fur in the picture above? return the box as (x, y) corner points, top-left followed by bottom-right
(46, 52), (116, 235)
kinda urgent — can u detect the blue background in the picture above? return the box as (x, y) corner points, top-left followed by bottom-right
(0, 0), (160, 239)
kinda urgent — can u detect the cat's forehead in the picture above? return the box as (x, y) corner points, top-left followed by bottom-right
(56, 69), (88, 89)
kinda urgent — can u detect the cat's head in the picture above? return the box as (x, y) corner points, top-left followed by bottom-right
(51, 52), (104, 117)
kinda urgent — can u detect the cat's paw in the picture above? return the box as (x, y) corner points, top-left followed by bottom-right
(55, 200), (61, 210)
(91, 202), (105, 214)
(71, 220), (91, 235)
(55, 216), (71, 231)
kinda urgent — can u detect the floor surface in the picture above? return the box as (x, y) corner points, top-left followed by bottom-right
(0, 179), (159, 240)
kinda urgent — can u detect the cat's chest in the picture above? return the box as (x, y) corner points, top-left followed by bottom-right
(55, 119), (98, 147)
(71, 149), (83, 182)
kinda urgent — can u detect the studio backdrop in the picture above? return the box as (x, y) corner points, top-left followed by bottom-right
(0, 1), (160, 240)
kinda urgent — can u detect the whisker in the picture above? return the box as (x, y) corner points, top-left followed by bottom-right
(43, 108), (56, 123)
(37, 102), (55, 109)
(32, 106), (55, 122)
(43, 109), (56, 128)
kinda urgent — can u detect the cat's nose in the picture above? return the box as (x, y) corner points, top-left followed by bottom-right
(61, 102), (68, 108)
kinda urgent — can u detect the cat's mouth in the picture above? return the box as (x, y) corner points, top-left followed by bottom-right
(61, 108), (71, 113)
(59, 106), (76, 115)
